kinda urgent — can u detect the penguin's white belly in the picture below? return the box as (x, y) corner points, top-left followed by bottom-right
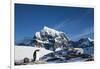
(36, 52), (40, 61)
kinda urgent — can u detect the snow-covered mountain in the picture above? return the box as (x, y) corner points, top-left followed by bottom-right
(76, 38), (94, 48)
(68, 37), (94, 48)
(33, 26), (69, 51)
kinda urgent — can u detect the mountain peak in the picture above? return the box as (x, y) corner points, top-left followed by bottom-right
(33, 26), (69, 51)
(87, 38), (94, 42)
(42, 26), (61, 37)
(43, 26), (50, 30)
(43, 26), (59, 32)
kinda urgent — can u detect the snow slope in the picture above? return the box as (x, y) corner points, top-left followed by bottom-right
(15, 46), (53, 61)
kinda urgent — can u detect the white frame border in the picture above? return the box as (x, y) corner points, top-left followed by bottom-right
(11, 0), (95, 69)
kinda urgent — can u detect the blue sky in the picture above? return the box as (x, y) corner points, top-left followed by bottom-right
(15, 4), (94, 42)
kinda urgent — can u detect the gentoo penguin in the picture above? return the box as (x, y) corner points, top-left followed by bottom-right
(33, 49), (40, 62)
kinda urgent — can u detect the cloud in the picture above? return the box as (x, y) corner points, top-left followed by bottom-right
(53, 18), (71, 30)
(53, 9), (93, 30)
(72, 27), (94, 40)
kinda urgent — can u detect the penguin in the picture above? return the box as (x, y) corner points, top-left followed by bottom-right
(33, 49), (40, 62)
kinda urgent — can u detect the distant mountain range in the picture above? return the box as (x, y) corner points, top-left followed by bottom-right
(15, 26), (94, 50)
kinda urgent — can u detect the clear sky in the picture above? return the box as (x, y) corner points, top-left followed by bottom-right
(15, 4), (94, 42)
